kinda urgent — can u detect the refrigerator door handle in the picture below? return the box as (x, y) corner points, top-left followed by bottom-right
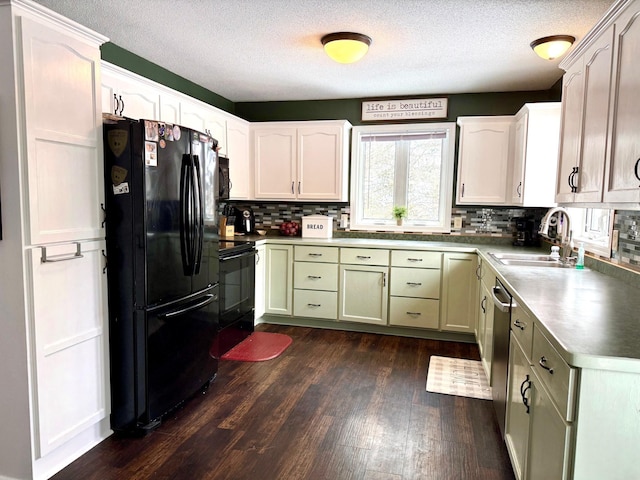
(192, 154), (204, 274)
(180, 154), (193, 275)
(160, 294), (216, 319)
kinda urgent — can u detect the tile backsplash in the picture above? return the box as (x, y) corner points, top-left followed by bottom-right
(224, 201), (640, 275)
(613, 210), (640, 269)
(225, 201), (547, 237)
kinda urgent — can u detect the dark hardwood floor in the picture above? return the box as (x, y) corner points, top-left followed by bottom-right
(52, 324), (515, 480)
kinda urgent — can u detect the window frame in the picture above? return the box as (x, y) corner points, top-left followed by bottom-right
(349, 122), (456, 233)
(567, 207), (614, 258)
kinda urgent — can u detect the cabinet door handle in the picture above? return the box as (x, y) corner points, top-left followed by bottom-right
(481, 296), (487, 314)
(307, 275), (322, 280)
(356, 255), (371, 260)
(298, 181), (301, 194)
(406, 311), (421, 316)
(307, 303), (321, 308)
(513, 319), (525, 331)
(406, 282), (422, 286)
(118, 95), (124, 116)
(634, 158), (640, 183)
(520, 375), (531, 414)
(101, 202), (106, 228)
(383, 273), (386, 287)
(113, 93), (118, 114)
(475, 264), (482, 279)
(517, 181), (522, 197)
(40, 242), (83, 263)
(461, 183), (465, 197)
(255, 251), (260, 265)
(538, 356), (554, 374)
(102, 249), (108, 274)
(291, 181), (295, 194)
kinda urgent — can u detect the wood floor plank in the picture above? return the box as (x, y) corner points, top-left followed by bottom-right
(51, 325), (514, 480)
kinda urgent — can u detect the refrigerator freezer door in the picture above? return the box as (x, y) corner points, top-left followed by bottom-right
(145, 285), (219, 427)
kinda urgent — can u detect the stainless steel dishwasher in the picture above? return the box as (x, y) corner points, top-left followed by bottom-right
(491, 277), (513, 438)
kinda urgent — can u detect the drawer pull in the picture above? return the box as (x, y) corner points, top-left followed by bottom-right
(407, 258), (423, 262)
(308, 253), (323, 257)
(307, 275), (322, 280)
(539, 356), (554, 374)
(356, 255), (371, 260)
(406, 311), (422, 316)
(513, 319), (525, 331)
(406, 282), (422, 286)
(307, 303), (321, 308)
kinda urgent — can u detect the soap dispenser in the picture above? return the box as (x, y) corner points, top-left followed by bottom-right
(576, 242), (585, 269)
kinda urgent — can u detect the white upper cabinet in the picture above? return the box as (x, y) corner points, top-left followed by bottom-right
(557, 26), (614, 203)
(226, 116), (252, 199)
(511, 103), (561, 207)
(101, 66), (160, 120)
(558, 0), (640, 205)
(20, 16), (105, 245)
(180, 100), (228, 154)
(253, 120), (351, 201)
(456, 116), (514, 205)
(604, 0), (640, 203)
(254, 126), (297, 199)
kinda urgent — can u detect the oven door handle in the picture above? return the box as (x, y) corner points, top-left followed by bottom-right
(220, 250), (257, 262)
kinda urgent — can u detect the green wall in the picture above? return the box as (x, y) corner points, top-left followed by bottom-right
(235, 90), (561, 125)
(100, 42), (235, 114)
(101, 41), (562, 124)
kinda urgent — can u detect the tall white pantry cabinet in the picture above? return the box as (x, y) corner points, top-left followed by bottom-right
(0, 1), (111, 479)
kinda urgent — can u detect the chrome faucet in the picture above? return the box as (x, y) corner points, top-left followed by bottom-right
(539, 207), (573, 262)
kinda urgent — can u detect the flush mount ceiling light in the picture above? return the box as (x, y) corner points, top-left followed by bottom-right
(321, 32), (372, 64)
(530, 35), (576, 60)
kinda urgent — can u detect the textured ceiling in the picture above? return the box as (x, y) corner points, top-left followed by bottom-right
(32, 0), (613, 102)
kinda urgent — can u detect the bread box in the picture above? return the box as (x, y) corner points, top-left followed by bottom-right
(302, 215), (333, 238)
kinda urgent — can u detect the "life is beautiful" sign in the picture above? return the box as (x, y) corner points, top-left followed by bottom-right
(361, 98), (448, 121)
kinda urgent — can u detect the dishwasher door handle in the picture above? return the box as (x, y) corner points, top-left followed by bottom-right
(491, 286), (511, 313)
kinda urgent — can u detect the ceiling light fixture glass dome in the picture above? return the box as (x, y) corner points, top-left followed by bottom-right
(530, 35), (576, 60)
(321, 32), (372, 64)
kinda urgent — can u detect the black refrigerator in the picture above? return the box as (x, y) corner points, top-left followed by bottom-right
(104, 118), (219, 435)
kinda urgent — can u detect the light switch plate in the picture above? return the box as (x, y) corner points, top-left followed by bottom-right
(612, 229), (619, 253)
(340, 214), (349, 228)
(453, 217), (463, 229)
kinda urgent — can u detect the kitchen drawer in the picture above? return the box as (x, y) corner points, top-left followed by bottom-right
(390, 267), (440, 299)
(293, 289), (338, 320)
(294, 245), (339, 263)
(294, 262), (338, 291)
(511, 303), (534, 361)
(532, 326), (578, 422)
(391, 250), (442, 269)
(389, 297), (439, 329)
(340, 248), (389, 266)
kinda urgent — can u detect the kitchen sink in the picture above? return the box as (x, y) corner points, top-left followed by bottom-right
(488, 252), (572, 268)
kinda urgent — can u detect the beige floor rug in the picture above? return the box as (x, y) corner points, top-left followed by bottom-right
(426, 356), (492, 400)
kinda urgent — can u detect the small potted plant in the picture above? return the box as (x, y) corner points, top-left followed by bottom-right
(392, 206), (407, 226)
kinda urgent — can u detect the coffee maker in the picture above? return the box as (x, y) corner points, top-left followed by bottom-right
(233, 206), (256, 235)
(513, 217), (539, 246)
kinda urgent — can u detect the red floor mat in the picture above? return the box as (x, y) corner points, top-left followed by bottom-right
(220, 332), (292, 362)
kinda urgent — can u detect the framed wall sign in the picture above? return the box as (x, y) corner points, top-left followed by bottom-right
(362, 98), (448, 121)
